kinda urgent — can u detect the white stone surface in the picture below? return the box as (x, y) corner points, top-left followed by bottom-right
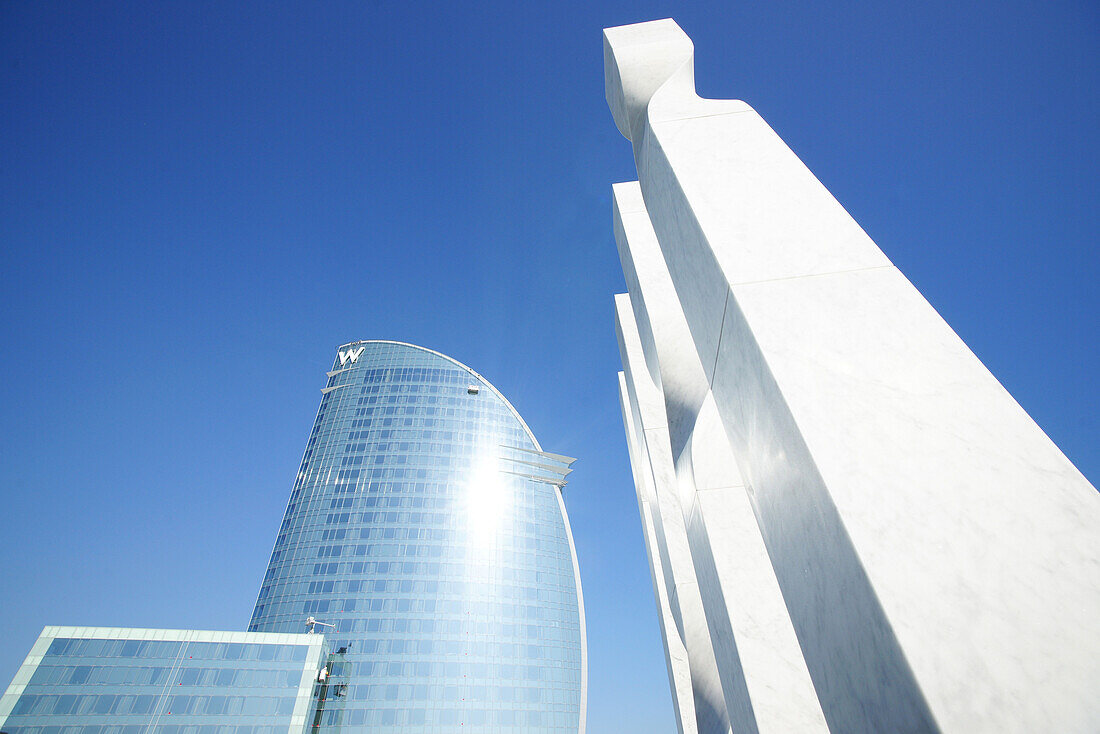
(606, 17), (1100, 734)
(620, 372), (699, 734)
(615, 180), (828, 734)
(618, 297), (730, 734)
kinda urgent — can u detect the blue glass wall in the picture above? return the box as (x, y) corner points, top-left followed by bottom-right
(248, 341), (586, 733)
(0, 627), (325, 734)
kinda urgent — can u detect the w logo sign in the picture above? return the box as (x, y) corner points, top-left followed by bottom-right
(338, 346), (366, 366)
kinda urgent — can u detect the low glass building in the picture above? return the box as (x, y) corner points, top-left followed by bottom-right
(0, 626), (328, 733)
(248, 341), (586, 733)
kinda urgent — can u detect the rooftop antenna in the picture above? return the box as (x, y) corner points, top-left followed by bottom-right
(305, 616), (336, 634)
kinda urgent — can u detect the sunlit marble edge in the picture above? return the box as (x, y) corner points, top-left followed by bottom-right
(619, 370), (699, 734)
(614, 181), (829, 733)
(618, 297), (730, 733)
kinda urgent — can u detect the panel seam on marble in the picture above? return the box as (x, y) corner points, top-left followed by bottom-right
(730, 264), (895, 289)
(696, 483), (746, 493)
(653, 108), (755, 124)
(710, 288), (732, 379)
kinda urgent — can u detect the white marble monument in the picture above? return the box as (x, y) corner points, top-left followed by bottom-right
(607, 18), (1100, 734)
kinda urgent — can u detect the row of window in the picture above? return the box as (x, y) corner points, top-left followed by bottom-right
(341, 681), (579, 704)
(325, 658), (581, 681)
(277, 514), (563, 544)
(285, 500), (563, 529)
(29, 665), (301, 689)
(44, 640), (309, 663)
(303, 465), (493, 482)
(320, 421), (526, 442)
(8, 693), (296, 717)
(291, 595), (579, 623)
(331, 420), (528, 441)
(255, 605), (581, 633)
(354, 382), (476, 396)
(296, 576), (570, 599)
(285, 487), (563, 515)
(354, 394), (516, 411)
(261, 548), (574, 587)
(316, 513), (559, 537)
(298, 556), (572, 581)
(355, 366), (475, 385)
(354, 429), (524, 448)
(259, 563), (571, 601)
(319, 705), (581, 729)
(296, 543), (571, 567)
(310, 532), (565, 557)
(3, 726), (285, 734)
(317, 413), (525, 435)
(252, 625), (581, 665)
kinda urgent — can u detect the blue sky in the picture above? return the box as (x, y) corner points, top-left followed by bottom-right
(0, 1), (1096, 730)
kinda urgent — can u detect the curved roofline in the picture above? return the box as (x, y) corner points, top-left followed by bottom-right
(337, 340), (543, 453)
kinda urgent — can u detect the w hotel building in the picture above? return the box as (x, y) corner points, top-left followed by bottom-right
(249, 340), (586, 731)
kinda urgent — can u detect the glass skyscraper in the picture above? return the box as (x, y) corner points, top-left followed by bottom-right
(248, 340), (586, 733)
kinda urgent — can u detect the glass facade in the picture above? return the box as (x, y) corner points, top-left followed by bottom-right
(248, 341), (586, 733)
(0, 627), (327, 734)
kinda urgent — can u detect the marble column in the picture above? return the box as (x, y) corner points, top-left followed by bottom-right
(618, 298), (731, 734)
(607, 18), (1100, 734)
(618, 369), (700, 734)
(616, 180), (827, 734)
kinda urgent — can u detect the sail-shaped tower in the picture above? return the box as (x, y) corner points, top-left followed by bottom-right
(249, 340), (586, 733)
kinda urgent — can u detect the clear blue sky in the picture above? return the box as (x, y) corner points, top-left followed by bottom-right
(1, 1), (1096, 731)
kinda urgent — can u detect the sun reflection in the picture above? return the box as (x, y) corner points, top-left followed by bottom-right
(466, 450), (511, 547)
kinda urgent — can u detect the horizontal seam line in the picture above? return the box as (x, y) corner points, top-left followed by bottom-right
(731, 264), (894, 288)
(651, 107), (754, 124)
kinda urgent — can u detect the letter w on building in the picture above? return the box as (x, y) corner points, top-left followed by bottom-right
(339, 347), (366, 366)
